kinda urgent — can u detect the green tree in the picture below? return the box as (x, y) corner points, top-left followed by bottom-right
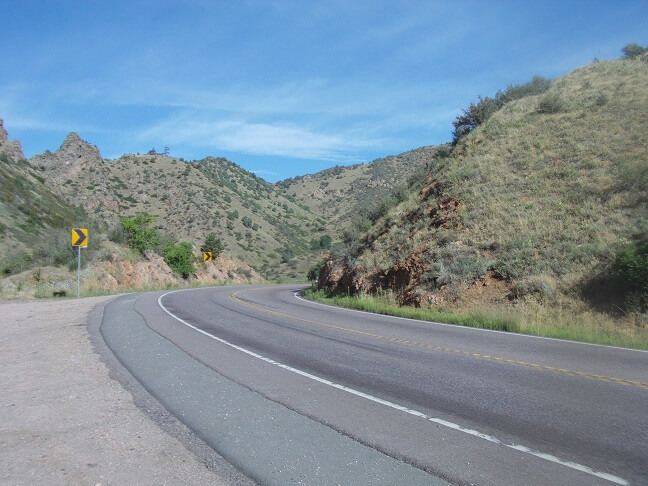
(452, 95), (502, 143)
(614, 240), (648, 295)
(310, 235), (333, 250)
(163, 241), (196, 278)
(201, 233), (224, 258)
(120, 213), (161, 254)
(621, 43), (648, 59)
(319, 235), (333, 249)
(452, 75), (552, 144)
(307, 261), (325, 282)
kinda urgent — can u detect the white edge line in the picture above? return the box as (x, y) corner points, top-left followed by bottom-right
(293, 291), (648, 354)
(157, 288), (630, 486)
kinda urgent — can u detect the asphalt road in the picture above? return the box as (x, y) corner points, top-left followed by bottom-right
(102, 284), (648, 485)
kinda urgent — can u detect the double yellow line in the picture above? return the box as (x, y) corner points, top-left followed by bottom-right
(230, 290), (648, 391)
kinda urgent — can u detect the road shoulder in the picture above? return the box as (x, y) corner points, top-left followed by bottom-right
(0, 295), (248, 486)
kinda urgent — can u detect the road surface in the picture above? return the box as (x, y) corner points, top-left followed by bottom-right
(100, 284), (648, 485)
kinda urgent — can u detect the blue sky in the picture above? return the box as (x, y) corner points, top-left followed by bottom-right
(2, 1), (647, 182)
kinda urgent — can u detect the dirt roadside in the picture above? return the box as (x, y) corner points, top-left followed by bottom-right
(0, 295), (250, 486)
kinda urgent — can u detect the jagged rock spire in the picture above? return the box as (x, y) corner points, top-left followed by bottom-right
(0, 118), (7, 142)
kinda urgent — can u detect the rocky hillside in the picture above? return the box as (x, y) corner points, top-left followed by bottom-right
(29, 133), (328, 279)
(0, 120), (83, 275)
(320, 53), (648, 314)
(0, 120), (262, 296)
(1, 116), (431, 286)
(278, 145), (441, 228)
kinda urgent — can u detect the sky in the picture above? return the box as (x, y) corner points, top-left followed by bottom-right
(1, 1), (647, 182)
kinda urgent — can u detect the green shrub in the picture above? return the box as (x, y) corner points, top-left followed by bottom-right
(1, 251), (33, 275)
(453, 95), (501, 143)
(511, 275), (556, 300)
(536, 92), (564, 114)
(452, 75), (552, 143)
(310, 234), (333, 251)
(501, 75), (552, 103)
(120, 213), (161, 254)
(107, 224), (127, 244)
(201, 233), (224, 258)
(163, 241), (196, 278)
(621, 43), (648, 59)
(614, 240), (648, 296)
(420, 261), (453, 289)
(594, 94), (608, 106)
(307, 260), (325, 282)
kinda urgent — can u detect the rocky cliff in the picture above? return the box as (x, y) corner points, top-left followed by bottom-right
(31, 132), (103, 180)
(0, 118), (26, 162)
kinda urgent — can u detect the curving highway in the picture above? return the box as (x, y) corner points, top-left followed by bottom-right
(100, 284), (648, 485)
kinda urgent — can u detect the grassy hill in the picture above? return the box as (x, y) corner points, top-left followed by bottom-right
(0, 148), (85, 276)
(29, 138), (330, 280)
(318, 51), (648, 346)
(278, 145), (440, 229)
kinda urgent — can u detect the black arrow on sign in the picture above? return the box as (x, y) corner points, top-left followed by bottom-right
(73, 228), (87, 246)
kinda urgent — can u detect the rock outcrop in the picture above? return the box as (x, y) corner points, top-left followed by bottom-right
(318, 180), (468, 307)
(90, 250), (261, 293)
(0, 118), (26, 161)
(0, 118), (7, 142)
(31, 132), (103, 179)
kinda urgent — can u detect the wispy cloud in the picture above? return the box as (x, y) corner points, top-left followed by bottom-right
(139, 115), (381, 161)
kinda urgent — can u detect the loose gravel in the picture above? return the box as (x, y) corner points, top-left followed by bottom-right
(0, 295), (248, 486)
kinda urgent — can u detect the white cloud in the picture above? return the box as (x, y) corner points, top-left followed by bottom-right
(140, 116), (380, 161)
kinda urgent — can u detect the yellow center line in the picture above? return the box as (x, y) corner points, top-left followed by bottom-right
(229, 290), (648, 391)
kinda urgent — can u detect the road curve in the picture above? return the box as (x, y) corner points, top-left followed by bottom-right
(103, 285), (648, 485)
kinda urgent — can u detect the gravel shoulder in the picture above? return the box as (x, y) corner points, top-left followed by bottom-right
(0, 295), (249, 486)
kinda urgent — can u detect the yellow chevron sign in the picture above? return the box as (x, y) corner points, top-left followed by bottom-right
(203, 251), (213, 262)
(71, 228), (88, 247)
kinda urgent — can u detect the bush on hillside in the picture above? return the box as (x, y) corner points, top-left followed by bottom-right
(307, 260), (325, 282)
(452, 95), (501, 143)
(452, 75), (553, 143)
(120, 213), (161, 254)
(163, 241), (196, 278)
(34, 229), (79, 270)
(614, 240), (648, 306)
(201, 233), (224, 258)
(309, 234), (332, 250)
(500, 75), (552, 103)
(621, 43), (648, 59)
(536, 92), (565, 114)
(1, 250), (33, 276)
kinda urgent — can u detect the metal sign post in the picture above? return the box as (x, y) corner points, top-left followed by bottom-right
(71, 228), (88, 298)
(77, 246), (81, 298)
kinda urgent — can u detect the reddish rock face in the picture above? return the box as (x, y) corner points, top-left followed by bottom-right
(317, 180), (473, 308)
(94, 252), (261, 292)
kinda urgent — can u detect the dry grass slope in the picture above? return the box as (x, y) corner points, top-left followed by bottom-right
(279, 145), (440, 228)
(320, 54), (648, 347)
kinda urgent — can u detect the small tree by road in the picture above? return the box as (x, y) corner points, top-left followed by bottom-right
(163, 241), (196, 278)
(201, 233), (225, 258)
(120, 213), (161, 254)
